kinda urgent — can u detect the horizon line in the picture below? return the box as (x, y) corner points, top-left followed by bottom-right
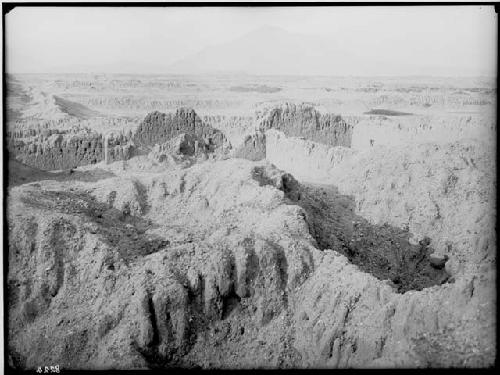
(7, 72), (497, 79)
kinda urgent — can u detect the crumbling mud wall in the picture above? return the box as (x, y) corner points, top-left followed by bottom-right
(104, 131), (136, 164)
(232, 131), (266, 161)
(11, 133), (104, 170)
(147, 133), (211, 167)
(265, 130), (355, 182)
(133, 109), (227, 152)
(259, 103), (353, 148)
(10, 131), (135, 171)
(6, 117), (139, 140)
(8, 107), (230, 172)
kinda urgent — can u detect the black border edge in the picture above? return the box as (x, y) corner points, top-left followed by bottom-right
(2, 2), (499, 374)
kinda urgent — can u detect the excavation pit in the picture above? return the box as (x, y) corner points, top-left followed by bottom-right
(296, 183), (450, 294)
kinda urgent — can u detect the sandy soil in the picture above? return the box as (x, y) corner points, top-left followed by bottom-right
(5, 74), (496, 369)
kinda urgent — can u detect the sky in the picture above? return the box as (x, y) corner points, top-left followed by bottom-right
(5, 6), (498, 76)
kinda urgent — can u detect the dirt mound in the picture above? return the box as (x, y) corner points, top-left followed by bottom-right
(7, 157), (495, 369)
(133, 109), (228, 152)
(7, 159), (314, 369)
(259, 103), (353, 147)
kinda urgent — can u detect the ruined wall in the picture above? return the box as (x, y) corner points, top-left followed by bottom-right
(202, 115), (257, 148)
(133, 108), (228, 152)
(265, 129), (354, 182)
(148, 132), (209, 165)
(11, 131), (135, 171)
(11, 133), (104, 171)
(9, 108), (227, 172)
(259, 103), (353, 148)
(232, 131), (266, 161)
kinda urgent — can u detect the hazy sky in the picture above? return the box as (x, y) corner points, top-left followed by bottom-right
(5, 6), (497, 76)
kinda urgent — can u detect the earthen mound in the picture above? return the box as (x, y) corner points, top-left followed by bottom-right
(7, 157), (495, 369)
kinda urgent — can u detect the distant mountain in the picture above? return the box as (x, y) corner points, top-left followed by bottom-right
(167, 26), (486, 77)
(37, 60), (169, 75)
(167, 26), (361, 76)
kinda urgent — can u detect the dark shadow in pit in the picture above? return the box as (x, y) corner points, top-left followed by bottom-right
(8, 159), (116, 187)
(17, 189), (168, 265)
(292, 183), (450, 294)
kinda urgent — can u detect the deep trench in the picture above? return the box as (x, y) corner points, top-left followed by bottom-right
(294, 183), (450, 294)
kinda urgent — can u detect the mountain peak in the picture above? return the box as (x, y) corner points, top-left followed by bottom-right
(167, 26), (338, 75)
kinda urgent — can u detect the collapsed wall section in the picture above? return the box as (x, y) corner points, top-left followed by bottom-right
(232, 132), (266, 161)
(133, 109), (227, 152)
(259, 103), (353, 148)
(202, 115), (257, 148)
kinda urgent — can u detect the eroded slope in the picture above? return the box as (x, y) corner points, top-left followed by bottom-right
(7, 154), (495, 369)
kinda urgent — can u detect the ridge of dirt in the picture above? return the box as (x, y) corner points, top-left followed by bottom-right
(7, 155), (495, 369)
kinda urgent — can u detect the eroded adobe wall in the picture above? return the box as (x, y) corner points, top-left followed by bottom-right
(202, 115), (257, 147)
(259, 104), (354, 148)
(8, 108), (227, 171)
(232, 132), (267, 161)
(11, 133), (104, 171)
(10, 130), (137, 171)
(133, 108), (227, 151)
